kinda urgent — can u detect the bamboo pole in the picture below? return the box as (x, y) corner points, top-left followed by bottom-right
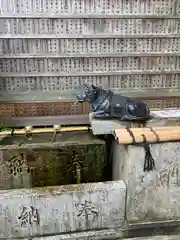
(128, 126), (180, 132)
(114, 127), (180, 144)
(0, 126), (90, 136)
(115, 128), (180, 139)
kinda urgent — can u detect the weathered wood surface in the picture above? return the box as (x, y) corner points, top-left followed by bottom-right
(90, 109), (180, 135)
(0, 180), (126, 239)
(0, 131), (105, 189)
(113, 141), (180, 223)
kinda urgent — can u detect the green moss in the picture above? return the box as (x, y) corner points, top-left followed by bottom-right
(0, 125), (11, 132)
(2, 132), (105, 189)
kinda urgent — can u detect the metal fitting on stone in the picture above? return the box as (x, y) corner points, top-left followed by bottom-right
(53, 125), (62, 131)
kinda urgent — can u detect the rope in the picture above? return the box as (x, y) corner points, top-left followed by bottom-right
(141, 134), (156, 172)
(126, 127), (136, 143)
(126, 127), (156, 172)
(150, 127), (160, 142)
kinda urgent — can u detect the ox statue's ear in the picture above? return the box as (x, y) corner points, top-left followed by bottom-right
(91, 84), (96, 89)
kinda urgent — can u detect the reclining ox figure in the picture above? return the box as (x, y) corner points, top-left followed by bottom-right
(77, 84), (150, 121)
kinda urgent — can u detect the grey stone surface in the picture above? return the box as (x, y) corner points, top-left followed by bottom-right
(0, 180), (126, 239)
(32, 229), (122, 240)
(89, 113), (130, 135)
(90, 110), (180, 135)
(113, 141), (180, 223)
(125, 236), (180, 240)
(14, 233), (180, 240)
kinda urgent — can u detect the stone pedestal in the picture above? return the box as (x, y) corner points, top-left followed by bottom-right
(90, 109), (180, 135)
(90, 109), (180, 224)
(113, 141), (180, 223)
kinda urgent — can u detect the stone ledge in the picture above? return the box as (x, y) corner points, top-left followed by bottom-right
(32, 229), (122, 240)
(90, 109), (180, 135)
(125, 236), (180, 240)
(18, 233), (180, 240)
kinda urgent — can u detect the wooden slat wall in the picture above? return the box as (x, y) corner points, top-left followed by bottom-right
(0, 0), (180, 116)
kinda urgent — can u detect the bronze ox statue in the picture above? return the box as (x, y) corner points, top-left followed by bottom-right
(77, 84), (150, 121)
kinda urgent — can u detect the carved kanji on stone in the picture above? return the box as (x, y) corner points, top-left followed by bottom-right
(76, 200), (98, 221)
(18, 206), (40, 227)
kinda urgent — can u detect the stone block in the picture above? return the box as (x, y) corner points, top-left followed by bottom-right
(19, 234), (180, 240)
(0, 131), (105, 189)
(0, 180), (126, 239)
(90, 108), (180, 223)
(112, 140), (180, 223)
(125, 236), (180, 240)
(32, 229), (121, 240)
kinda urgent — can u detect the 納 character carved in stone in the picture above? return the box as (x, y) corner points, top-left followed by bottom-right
(18, 206), (40, 227)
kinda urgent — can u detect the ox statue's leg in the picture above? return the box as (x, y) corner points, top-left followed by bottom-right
(92, 110), (109, 119)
